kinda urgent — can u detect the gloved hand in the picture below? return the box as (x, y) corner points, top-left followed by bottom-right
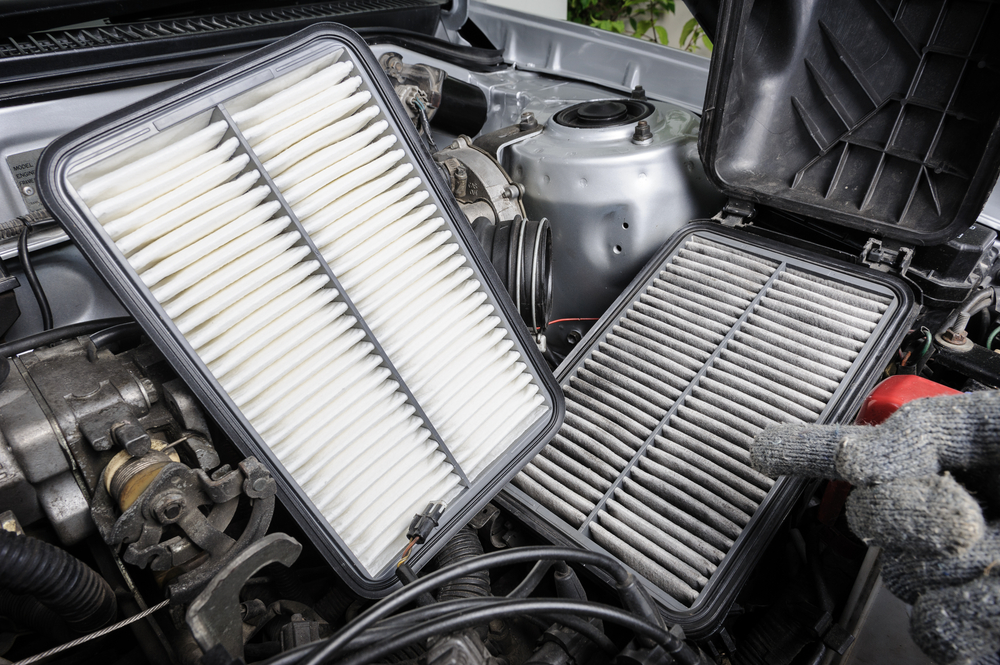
(750, 390), (1000, 665)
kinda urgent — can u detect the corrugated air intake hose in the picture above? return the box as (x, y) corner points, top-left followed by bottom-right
(0, 530), (117, 633)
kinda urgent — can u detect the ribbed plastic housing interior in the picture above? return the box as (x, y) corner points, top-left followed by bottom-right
(59, 42), (552, 578)
(511, 230), (899, 610)
(701, 0), (1000, 245)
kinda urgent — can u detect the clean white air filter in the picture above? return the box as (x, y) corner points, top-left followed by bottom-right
(39, 25), (562, 595)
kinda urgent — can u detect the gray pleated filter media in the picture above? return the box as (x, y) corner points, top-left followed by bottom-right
(38, 26), (562, 596)
(505, 226), (911, 633)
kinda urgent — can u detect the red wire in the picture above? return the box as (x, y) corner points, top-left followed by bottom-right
(547, 318), (600, 325)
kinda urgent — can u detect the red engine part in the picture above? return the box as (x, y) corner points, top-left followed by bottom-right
(854, 375), (962, 426)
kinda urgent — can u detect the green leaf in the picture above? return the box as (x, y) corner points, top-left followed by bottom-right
(679, 17), (696, 46)
(610, 19), (626, 32)
(702, 34), (713, 51)
(654, 25), (668, 44)
(633, 18), (653, 38)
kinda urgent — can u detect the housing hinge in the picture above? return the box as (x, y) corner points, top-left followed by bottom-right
(860, 237), (914, 276)
(712, 199), (756, 227)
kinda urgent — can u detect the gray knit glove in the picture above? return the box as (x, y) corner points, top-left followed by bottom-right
(750, 390), (1000, 665)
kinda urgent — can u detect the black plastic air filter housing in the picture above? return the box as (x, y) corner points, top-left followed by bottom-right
(502, 0), (1000, 641)
(699, 0), (1000, 246)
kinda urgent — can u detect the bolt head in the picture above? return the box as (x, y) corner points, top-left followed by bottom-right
(632, 120), (654, 144)
(152, 490), (186, 524)
(252, 477), (268, 493)
(21, 185), (34, 196)
(942, 328), (967, 345)
(518, 112), (538, 131)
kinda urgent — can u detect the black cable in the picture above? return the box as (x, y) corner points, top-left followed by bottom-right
(334, 599), (699, 665)
(0, 317), (133, 357)
(18, 223), (52, 331)
(89, 322), (142, 351)
(414, 102), (438, 153)
(366, 597), (616, 654)
(261, 598), (668, 665)
(301, 547), (661, 665)
(507, 560), (555, 598)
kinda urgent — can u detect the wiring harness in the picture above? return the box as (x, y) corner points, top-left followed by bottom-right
(263, 546), (703, 665)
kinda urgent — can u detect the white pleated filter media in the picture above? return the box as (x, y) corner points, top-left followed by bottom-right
(65, 49), (549, 576)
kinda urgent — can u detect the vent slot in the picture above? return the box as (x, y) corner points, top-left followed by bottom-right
(43, 28), (559, 591)
(0, 0), (436, 59)
(510, 231), (900, 616)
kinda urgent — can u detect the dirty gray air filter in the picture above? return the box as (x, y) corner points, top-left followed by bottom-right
(503, 225), (912, 636)
(37, 24), (562, 596)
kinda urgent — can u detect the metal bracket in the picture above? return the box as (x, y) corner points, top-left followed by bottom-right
(186, 533), (302, 661)
(471, 116), (543, 162)
(711, 199), (756, 227)
(860, 238), (914, 276)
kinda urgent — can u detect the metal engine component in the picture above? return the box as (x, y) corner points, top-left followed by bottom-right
(436, 136), (553, 339)
(380, 52), (488, 139)
(380, 51), (447, 132)
(501, 99), (725, 356)
(428, 628), (500, 665)
(0, 336), (187, 544)
(436, 135), (529, 226)
(91, 454), (276, 593)
(185, 533), (302, 661)
(0, 333), (276, 608)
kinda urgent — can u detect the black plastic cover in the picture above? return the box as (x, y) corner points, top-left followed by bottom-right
(700, 0), (1000, 246)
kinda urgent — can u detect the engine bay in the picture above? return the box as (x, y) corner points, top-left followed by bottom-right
(1, 3), (999, 665)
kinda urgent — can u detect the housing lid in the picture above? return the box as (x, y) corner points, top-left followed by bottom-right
(698, 0), (1000, 246)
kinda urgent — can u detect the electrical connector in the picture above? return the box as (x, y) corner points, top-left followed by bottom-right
(407, 501), (447, 542)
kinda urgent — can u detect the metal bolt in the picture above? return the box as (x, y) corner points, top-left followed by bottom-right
(501, 183), (522, 201)
(138, 377), (158, 405)
(519, 112), (538, 131)
(152, 491), (186, 524)
(21, 185), (34, 196)
(631, 85), (647, 101)
(632, 120), (653, 145)
(942, 328), (968, 345)
(252, 477), (269, 493)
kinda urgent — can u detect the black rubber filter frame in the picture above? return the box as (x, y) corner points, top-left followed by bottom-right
(699, 0), (1000, 246)
(37, 23), (563, 597)
(500, 222), (916, 639)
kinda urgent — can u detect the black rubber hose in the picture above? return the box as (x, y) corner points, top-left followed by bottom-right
(0, 530), (117, 633)
(369, 597), (617, 654)
(18, 223), (53, 331)
(507, 560), (554, 598)
(0, 589), (74, 642)
(301, 546), (662, 665)
(267, 564), (314, 604)
(434, 527), (491, 602)
(336, 599), (700, 665)
(0, 316), (132, 357)
(263, 599), (672, 665)
(89, 322), (143, 351)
